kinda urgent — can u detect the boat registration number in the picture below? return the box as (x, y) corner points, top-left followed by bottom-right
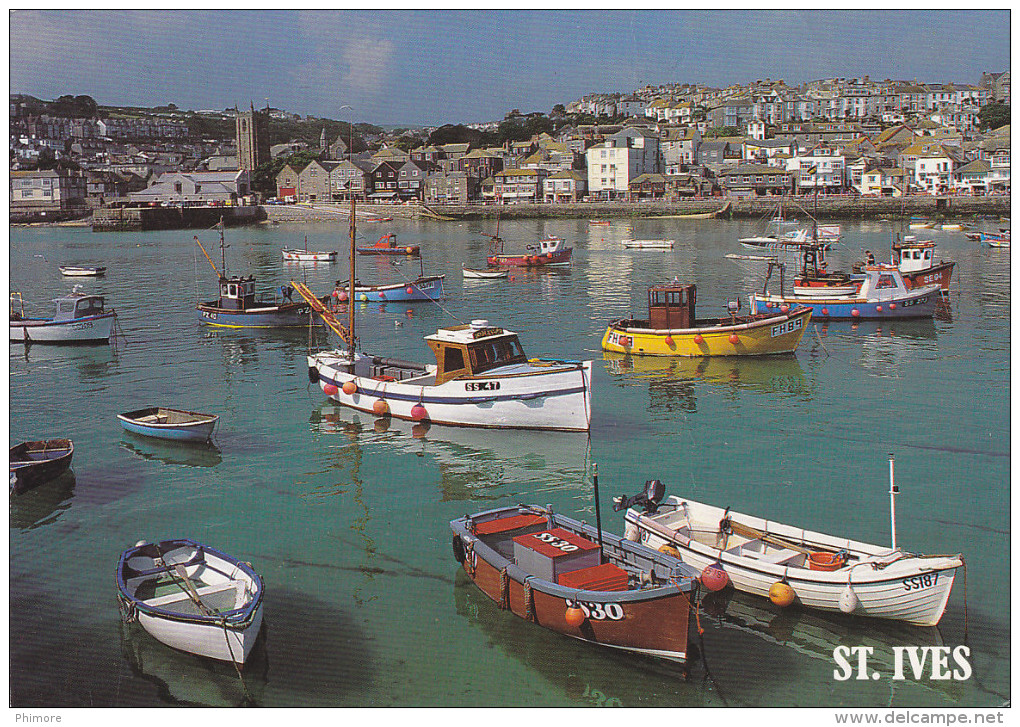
(466, 381), (500, 391)
(565, 599), (625, 621)
(899, 295), (931, 308)
(903, 572), (938, 591)
(71, 321), (95, 330)
(201, 311), (217, 320)
(771, 318), (803, 337)
(534, 532), (579, 552)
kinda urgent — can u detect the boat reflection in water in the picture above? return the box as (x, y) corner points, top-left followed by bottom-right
(9, 470), (75, 531)
(603, 351), (811, 410)
(16, 342), (118, 380)
(453, 569), (712, 707)
(816, 318), (938, 375)
(699, 589), (965, 705)
(119, 437), (223, 468)
(119, 618), (267, 707)
(310, 405), (590, 501)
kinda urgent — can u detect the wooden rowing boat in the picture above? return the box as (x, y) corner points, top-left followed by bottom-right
(9, 439), (74, 494)
(118, 407), (219, 443)
(645, 201), (731, 220)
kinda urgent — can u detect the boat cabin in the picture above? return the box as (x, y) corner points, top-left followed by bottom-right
(53, 292), (107, 321)
(216, 275), (258, 311)
(425, 319), (528, 384)
(857, 264), (911, 301)
(892, 236), (935, 273)
(647, 284), (696, 329)
(524, 235), (565, 255)
(372, 233), (399, 249)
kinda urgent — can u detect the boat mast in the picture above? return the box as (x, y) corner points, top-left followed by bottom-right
(348, 197), (356, 363)
(888, 453), (898, 550)
(592, 463), (606, 564)
(218, 217), (228, 279)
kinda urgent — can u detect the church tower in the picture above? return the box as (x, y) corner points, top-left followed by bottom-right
(236, 102), (270, 171)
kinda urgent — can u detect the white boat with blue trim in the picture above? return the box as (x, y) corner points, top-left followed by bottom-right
(10, 288), (116, 343)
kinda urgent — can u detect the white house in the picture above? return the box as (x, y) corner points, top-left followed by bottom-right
(786, 145), (846, 194)
(913, 147), (954, 194)
(585, 127), (662, 200)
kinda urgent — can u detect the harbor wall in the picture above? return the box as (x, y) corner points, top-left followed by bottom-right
(91, 205), (263, 231)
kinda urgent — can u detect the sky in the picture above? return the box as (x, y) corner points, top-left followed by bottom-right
(8, 9), (1012, 128)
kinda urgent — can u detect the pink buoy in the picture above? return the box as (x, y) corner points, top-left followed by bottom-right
(338, 291), (348, 302)
(693, 334), (704, 345)
(728, 333), (739, 344)
(821, 308), (829, 316)
(378, 292), (386, 300)
(889, 303), (897, 310)
(700, 565), (730, 592)
(851, 308), (861, 317)
(410, 403), (429, 422)
(780, 304), (790, 313)
(406, 286), (414, 295)
(876, 305), (883, 312)
(764, 301), (772, 309)
(322, 383), (339, 396)
(342, 381), (357, 395)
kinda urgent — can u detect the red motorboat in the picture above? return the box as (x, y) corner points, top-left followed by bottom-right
(356, 233), (420, 256)
(487, 234), (573, 268)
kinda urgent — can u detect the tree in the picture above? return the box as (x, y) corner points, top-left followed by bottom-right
(978, 102), (1010, 131)
(552, 104), (566, 116)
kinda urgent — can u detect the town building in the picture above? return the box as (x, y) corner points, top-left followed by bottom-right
(10, 168), (87, 216)
(129, 170), (251, 206)
(235, 103), (270, 172)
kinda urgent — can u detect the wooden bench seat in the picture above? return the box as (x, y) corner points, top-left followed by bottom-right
(557, 562), (629, 591)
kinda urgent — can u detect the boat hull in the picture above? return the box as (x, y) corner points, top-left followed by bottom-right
(197, 302), (313, 328)
(9, 313), (116, 343)
(59, 266), (106, 277)
(601, 307), (811, 356)
(9, 439), (74, 494)
(462, 268), (509, 279)
(752, 288), (939, 320)
(309, 352), (593, 431)
(625, 497), (961, 627)
(356, 246), (420, 256)
(135, 604), (263, 664)
(282, 250), (337, 262)
(118, 408), (219, 443)
(451, 506), (694, 663)
(352, 275), (445, 302)
(622, 240), (674, 249)
(487, 248), (573, 267)
(902, 261), (955, 291)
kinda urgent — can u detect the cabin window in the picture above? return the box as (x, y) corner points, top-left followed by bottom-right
(228, 284), (237, 297)
(924, 250), (931, 260)
(59, 301), (75, 314)
(468, 338), (526, 374)
(875, 274), (897, 289)
(444, 346), (465, 372)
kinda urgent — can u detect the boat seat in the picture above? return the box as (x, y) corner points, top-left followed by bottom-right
(474, 513), (546, 536)
(746, 548), (802, 565)
(142, 580), (241, 608)
(558, 563), (629, 592)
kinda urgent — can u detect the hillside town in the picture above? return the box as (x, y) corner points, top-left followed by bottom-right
(9, 73), (1010, 222)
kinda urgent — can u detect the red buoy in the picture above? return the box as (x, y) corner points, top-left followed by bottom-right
(764, 301), (772, 309)
(341, 381), (357, 395)
(664, 335), (674, 347)
(821, 308), (829, 316)
(851, 308), (861, 317)
(780, 304), (790, 313)
(322, 383), (339, 396)
(338, 291), (349, 302)
(379, 292), (386, 300)
(564, 605), (585, 627)
(889, 303), (897, 310)
(876, 305), (883, 312)
(410, 403), (429, 422)
(406, 286), (414, 295)
(729, 333), (739, 344)
(406, 309), (413, 316)
(693, 334), (704, 345)
(700, 565), (730, 592)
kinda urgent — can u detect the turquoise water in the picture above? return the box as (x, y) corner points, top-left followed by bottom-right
(9, 216), (1009, 707)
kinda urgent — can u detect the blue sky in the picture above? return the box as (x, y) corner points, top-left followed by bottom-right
(9, 10), (1011, 127)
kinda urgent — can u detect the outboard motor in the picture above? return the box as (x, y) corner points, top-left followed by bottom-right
(612, 479), (666, 514)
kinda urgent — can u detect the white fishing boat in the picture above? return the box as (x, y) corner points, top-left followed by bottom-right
(462, 266), (509, 279)
(622, 239), (675, 249)
(295, 198), (593, 431)
(117, 539), (264, 665)
(10, 288), (116, 343)
(615, 458), (962, 626)
(59, 265), (106, 277)
(282, 237), (337, 262)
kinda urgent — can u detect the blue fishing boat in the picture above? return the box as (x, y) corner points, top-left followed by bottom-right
(752, 264), (940, 320)
(194, 226), (323, 328)
(341, 274), (445, 303)
(118, 407), (219, 443)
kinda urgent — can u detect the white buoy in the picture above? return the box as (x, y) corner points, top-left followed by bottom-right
(624, 522), (641, 542)
(839, 586), (859, 614)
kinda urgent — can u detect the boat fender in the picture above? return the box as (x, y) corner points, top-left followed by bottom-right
(372, 399), (390, 416)
(700, 565), (730, 592)
(623, 522), (641, 542)
(664, 335), (674, 347)
(308, 366), (319, 384)
(406, 247), (414, 255)
(658, 544), (681, 559)
(342, 381), (358, 395)
(769, 581), (796, 607)
(564, 604), (586, 627)
(876, 305), (883, 313)
(728, 333), (739, 345)
(405, 286), (415, 295)
(693, 334), (704, 345)
(410, 403), (429, 422)
(851, 308), (861, 317)
(821, 308), (829, 316)
(838, 586), (859, 614)
(452, 535), (466, 563)
(323, 383), (339, 397)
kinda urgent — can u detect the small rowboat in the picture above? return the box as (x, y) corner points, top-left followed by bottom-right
(617, 462), (963, 626)
(364, 216), (392, 222)
(59, 265), (106, 277)
(909, 222), (934, 230)
(451, 503), (699, 663)
(623, 239), (674, 249)
(282, 248), (337, 262)
(462, 266), (509, 279)
(9, 439), (74, 494)
(356, 233), (419, 256)
(589, 219), (611, 226)
(939, 223), (964, 231)
(118, 407), (219, 443)
(117, 539), (264, 665)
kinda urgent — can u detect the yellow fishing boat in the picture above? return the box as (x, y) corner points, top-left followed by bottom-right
(601, 283), (811, 357)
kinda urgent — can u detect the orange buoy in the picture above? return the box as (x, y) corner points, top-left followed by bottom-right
(728, 333), (739, 344)
(410, 403), (429, 422)
(700, 565), (730, 592)
(876, 305), (883, 312)
(821, 308), (829, 316)
(373, 399), (390, 416)
(406, 309), (413, 316)
(341, 381), (357, 395)
(851, 308), (860, 317)
(780, 304), (789, 313)
(658, 544), (681, 559)
(564, 605), (585, 627)
(693, 333), (704, 345)
(769, 581), (796, 607)
(405, 286), (414, 295)
(664, 335), (674, 347)
(322, 383), (339, 396)
(405, 247), (414, 254)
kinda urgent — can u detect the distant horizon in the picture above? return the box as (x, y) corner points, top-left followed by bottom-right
(9, 10), (1010, 127)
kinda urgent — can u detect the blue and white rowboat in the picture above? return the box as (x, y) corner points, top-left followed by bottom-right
(118, 407), (219, 443)
(351, 275), (445, 303)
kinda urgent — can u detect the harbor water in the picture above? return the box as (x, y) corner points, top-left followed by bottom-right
(9, 216), (1010, 707)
